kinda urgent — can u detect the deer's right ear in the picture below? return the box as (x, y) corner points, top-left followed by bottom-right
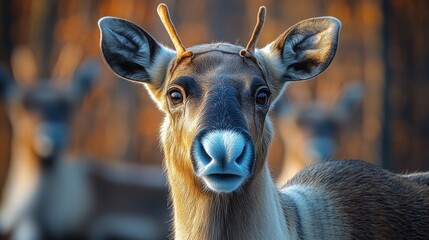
(98, 17), (174, 87)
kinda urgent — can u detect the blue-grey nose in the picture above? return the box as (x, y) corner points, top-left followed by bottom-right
(34, 122), (69, 160)
(306, 137), (336, 162)
(191, 130), (255, 193)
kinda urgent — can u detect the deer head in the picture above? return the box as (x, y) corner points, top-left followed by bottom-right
(274, 82), (364, 183)
(0, 46), (99, 236)
(1, 46), (99, 167)
(99, 4), (340, 193)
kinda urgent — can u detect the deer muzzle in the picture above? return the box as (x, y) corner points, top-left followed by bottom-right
(34, 122), (69, 165)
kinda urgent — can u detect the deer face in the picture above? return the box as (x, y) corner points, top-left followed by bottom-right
(1, 57), (99, 166)
(166, 45), (270, 192)
(10, 83), (73, 165)
(99, 5), (340, 193)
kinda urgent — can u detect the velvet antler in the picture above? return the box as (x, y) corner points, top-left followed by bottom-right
(240, 6), (266, 61)
(157, 3), (193, 61)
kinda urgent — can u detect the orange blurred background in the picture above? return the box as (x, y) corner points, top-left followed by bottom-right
(0, 0), (428, 192)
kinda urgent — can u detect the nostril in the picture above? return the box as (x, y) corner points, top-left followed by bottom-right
(199, 143), (212, 165)
(194, 140), (212, 165)
(235, 144), (248, 165)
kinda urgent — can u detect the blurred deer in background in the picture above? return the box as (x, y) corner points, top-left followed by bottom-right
(99, 4), (429, 239)
(0, 46), (169, 240)
(274, 83), (364, 185)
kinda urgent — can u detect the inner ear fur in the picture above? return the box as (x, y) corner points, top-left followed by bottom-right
(257, 17), (341, 97)
(98, 17), (174, 87)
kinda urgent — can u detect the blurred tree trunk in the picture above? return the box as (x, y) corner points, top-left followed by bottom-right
(382, 0), (429, 172)
(0, 0), (12, 197)
(0, 0), (12, 66)
(0, 103), (11, 199)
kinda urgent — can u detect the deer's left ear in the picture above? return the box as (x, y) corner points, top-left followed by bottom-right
(257, 17), (341, 94)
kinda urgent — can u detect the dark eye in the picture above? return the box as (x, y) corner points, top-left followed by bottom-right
(168, 88), (184, 105)
(255, 88), (270, 106)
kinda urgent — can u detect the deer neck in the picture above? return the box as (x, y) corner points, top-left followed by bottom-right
(8, 128), (50, 176)
(0, 132), (42, 231)
(166, 157), (288, 240)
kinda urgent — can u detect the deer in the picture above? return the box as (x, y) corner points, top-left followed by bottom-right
(98, 3), (429, 239)
(274, 82), (364, 185)
(0, 46), (169, 240)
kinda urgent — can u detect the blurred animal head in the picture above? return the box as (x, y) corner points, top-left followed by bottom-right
(275, 82), (364, 163)
(272, 82), (363, 184)
(1, 46), (99, 166)
(99, 4), (341, 193)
